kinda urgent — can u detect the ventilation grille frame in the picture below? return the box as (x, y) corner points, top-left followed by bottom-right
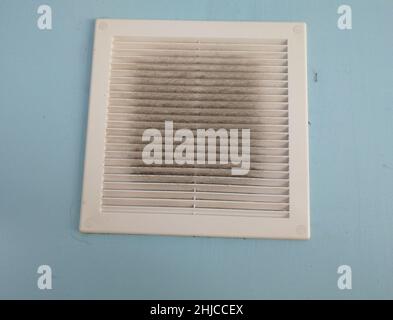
(80, 19), (309, 239)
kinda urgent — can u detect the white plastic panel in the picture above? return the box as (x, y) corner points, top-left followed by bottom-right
(80, 19), (309, 239)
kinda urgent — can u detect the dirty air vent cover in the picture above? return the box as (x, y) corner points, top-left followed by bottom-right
(80, 19), (309, 239)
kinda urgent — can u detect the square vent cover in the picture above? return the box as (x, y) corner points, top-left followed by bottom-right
(80, 19), (309, 239)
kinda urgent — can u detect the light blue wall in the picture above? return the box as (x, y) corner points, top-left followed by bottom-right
(1, 0), (393, 299)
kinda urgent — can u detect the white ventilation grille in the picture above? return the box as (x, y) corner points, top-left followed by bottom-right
(80, 20), (309, 239)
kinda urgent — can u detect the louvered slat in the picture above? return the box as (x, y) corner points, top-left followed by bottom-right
(101, 36), (289, 217)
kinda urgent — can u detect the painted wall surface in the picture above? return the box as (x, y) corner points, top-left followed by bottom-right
(0, 0), (393, 299)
